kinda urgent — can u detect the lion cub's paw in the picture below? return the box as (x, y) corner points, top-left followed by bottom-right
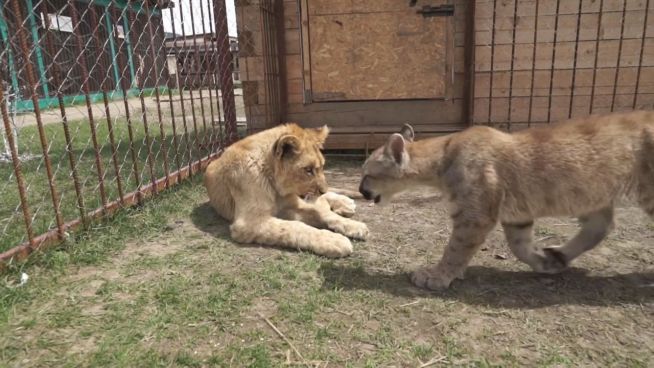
(330, 219), (369, 240)
(323, 192), (357, 218)
(410, 265), (455, 290)
(316, 231), (353, 258)
(532, 246), (569, 274)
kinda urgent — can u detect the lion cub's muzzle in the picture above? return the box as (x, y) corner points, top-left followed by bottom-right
(301, 185), (327, 200)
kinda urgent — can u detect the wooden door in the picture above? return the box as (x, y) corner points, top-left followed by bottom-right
(304, 0), (453, 102)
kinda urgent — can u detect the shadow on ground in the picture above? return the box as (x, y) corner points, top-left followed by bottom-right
(191, 201), (299, 254)
(190, 201), (231, 240)
(318, 263), (654, 309)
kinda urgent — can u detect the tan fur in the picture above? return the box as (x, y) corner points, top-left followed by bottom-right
(204, 123), (368, 258)
(359, 110), (654, 290)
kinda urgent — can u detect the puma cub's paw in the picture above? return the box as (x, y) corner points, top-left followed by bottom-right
(410, 265), (455, 290)
(324, 192), (356, 218)
(331, 219), (369, 240)
(315, 231), (353, 258)
(532, 246), (569, 274)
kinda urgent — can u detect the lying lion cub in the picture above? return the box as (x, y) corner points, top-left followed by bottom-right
(204, 123), (368, 257)
(359, 110), (654, 290)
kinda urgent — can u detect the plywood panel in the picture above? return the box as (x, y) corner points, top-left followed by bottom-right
(309, 0), (435, 16)
(308, 0), (451, 101)
(236, 0), (473, 148)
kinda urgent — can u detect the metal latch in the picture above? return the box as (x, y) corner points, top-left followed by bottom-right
(416, 4), (454, 17)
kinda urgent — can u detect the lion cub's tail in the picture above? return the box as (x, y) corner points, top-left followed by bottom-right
(328, 187), (364, 199)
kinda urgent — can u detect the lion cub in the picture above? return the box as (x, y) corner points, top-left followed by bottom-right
(204, 123), (368, 258)
(359, 110), (654, 290)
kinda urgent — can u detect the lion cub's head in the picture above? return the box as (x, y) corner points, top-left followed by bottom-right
(272, 124), (330, 199)
(359, 124), (415, 205)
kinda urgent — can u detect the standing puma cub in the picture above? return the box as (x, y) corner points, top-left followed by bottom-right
(359, 110), (654, 290)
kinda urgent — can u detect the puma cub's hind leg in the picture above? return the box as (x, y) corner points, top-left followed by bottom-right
(502, 221), (567, 274)
(637, 177), (654, 219)
(504, 208), (614, 274)
(637, 130), (654, 219)
(541, 207), (615, 271)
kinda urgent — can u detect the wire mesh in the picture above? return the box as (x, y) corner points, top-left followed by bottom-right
(0, 0), (241, 264)
(473, 0), (654, 129)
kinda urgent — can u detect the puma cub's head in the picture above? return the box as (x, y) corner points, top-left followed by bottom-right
(359, 124), (414, 205)
(272, 124), (329, 199)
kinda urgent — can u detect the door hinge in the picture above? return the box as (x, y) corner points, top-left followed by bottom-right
(417, 4), (454, 17)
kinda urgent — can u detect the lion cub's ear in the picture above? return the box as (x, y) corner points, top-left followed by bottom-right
(386, 133), (406, 165)
(314, 125), (330, 144)
(274, 135), (301, 159)
(400, 123), (414, 142)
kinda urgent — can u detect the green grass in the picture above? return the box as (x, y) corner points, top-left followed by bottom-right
(0, 183), (650, 367)
(0, 116), (222, 252)
(0, 178), (284, 366)
(0, 159), (651, 367)
(0, 176), (197, 311)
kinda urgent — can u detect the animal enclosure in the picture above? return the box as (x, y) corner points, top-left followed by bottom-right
(0, 2), (652, 365)
(236, 0), (654, 148)
(0, 0), (240, 266)
(1, 0), (653, 266)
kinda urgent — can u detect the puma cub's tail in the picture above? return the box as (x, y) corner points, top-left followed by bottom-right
(328, 187), (364, 199)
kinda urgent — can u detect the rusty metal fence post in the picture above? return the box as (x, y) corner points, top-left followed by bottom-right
(213, 0), (238, 145)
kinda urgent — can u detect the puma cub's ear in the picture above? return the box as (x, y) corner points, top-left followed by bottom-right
(399, 123), (415, 142)
(274, 134), (301, 159)
(386, 133), (406, 165)
(314, 125), (330, 144)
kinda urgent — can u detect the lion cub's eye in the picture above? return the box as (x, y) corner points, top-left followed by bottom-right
(305, 167), (314, 176)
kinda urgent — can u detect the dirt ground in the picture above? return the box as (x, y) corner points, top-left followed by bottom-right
(322, 160), (654, 365)
(11, 89), (246, 128)
(1, 159), (653, 367)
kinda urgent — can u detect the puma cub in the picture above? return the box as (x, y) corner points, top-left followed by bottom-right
(358, 110), (654, 290)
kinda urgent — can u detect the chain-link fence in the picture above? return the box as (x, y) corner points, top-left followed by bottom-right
(0, 0), (242, 265)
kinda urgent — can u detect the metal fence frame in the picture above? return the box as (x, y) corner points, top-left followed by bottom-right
(0, 0), (238, 267)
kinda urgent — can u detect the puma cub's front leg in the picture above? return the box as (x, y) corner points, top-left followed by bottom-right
(411, 218), (494, 290)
